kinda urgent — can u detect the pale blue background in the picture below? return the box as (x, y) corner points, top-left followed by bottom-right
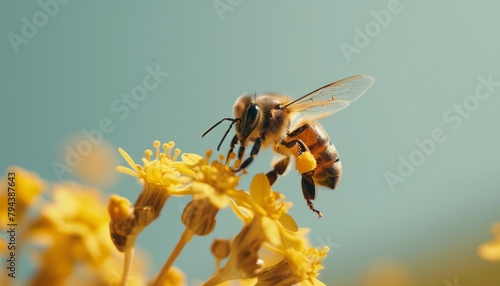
(2, 1), (500, 285)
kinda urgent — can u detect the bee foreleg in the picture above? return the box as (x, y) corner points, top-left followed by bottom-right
(266, 156), (290, 186)
(237, 143), (246, 161)
(226, 135), (239, 164)
(236, 136), (263, 172)
(301, 175), (323, 218)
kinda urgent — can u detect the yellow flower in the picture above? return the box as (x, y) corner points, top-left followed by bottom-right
(478, 222), (500, 262)
(247, 173), (295, 225)
(114, 140), (196, 285)
(117, 140), (191, 187)
(256, 246), (329, 286)
(116, 140), (191, 217)
(116, 140), (190, 221)
(28, 182), (114, 285)
(177, 151), (243, 235)
(116, 140), (190, 218)
(236, 173), (307, 252)
(153, 151), (241, 286)
(202, 173), (313, 285)
(0, 166), (45, 226)
(182, 150), (241, 209)
(111, 140), (192, 250)
(300, 247), (329, 285)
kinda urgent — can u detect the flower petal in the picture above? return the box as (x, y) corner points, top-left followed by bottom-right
(145, 166), (162, 183)
(262, 216), (281, 247)
(115, 166), (139, 177)
(191, 181), (215, 196)
(171, 162), (196, 176)
(181, 153), (203, 165)
(250, 173), (270, 204)
(278, 213), (298, 232)
(118, 147), (138, 171)
(209, 192), (230, 209)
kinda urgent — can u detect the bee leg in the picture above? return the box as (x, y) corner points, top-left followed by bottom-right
(226, 135), (239, 164)
(301, 175), (323, 218)
(281, 139), (308, 155)
(236, 136), (263, 172)
(266, 156), (290, 186)
(280, 139), (322, 217)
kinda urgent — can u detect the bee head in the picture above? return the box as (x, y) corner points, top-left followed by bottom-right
(233, 93), (260, 144)
(201, 93), (261, 151)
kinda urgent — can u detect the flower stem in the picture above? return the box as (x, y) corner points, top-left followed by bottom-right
(152, 228), (194, 286)
(120, 234), (137, 286)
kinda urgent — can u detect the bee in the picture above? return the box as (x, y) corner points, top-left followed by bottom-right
(202, 75), (374, 217)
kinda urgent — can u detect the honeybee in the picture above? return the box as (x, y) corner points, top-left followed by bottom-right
(202, 75), (374, 217)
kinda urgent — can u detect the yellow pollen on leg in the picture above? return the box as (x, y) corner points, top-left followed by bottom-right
(296, 151), (316, 174)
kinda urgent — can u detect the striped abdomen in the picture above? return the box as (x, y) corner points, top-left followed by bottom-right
(287, 121), (342, 189)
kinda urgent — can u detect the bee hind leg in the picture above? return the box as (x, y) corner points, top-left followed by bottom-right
(266, 156), (290, 186)
(301, 175), (323, 218)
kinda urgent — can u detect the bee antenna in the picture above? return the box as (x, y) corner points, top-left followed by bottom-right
(217, 118), (240, 151)
(202, 118), (235, 138)
(202, 118), (241, 151)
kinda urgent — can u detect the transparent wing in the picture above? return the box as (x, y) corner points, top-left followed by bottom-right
(284, 75), (374, 120)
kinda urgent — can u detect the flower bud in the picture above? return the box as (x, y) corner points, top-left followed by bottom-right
(211, 238), (230, 260)
(181, 198), (218, 236)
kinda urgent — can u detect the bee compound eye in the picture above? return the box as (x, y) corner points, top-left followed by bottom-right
(246, 104), (260, 128)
